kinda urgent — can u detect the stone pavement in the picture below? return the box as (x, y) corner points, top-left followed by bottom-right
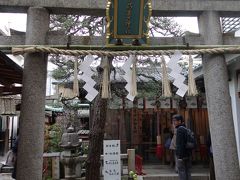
(139, 164), (209, 180)
(0, 173), (13, 180)
(0, 155), (14, 180)
(0, 163), (209, 180)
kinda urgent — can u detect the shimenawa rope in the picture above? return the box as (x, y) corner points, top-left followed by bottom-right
(12, 46), (240, 57)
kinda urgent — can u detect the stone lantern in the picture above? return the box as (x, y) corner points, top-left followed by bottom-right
(59, 125), (82, 179)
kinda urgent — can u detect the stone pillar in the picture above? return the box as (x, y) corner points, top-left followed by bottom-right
(127, 149), (135, 173)
(52, 157), (60, 179)
(198, 11), (240, 179)
(16, 7), (49, 180)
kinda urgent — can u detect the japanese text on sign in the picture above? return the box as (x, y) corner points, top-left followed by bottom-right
(103, 140), (121, 180)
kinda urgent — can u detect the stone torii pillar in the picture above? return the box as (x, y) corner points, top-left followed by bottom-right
(198, 11), (240, 179)
(17, 7), (49, 180)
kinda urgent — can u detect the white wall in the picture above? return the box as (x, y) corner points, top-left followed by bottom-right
(46, 71), (54, 96)
(228, 61), (240, 166)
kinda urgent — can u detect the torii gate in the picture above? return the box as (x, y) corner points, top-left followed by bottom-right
(1, 1), (240, 180)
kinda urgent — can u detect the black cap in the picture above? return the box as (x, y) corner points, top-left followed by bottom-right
(172, 114), (183, 122)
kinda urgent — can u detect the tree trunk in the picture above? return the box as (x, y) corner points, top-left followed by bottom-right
(85, 60), (109, 180)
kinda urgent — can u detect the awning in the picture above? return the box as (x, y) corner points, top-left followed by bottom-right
(45, 105), (63, 112)
(0, 51), (22, 96)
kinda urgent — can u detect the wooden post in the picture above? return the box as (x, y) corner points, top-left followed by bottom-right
(4, 128), (9, 154)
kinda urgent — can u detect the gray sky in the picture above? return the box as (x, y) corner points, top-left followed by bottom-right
(0, 13), (199, 33)
(0, 13), (27, 32)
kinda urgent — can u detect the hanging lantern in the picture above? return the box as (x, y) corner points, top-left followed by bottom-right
(0, 97), (16, 115)
(156, 135), (164, 159)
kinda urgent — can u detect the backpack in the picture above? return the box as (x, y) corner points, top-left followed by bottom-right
(164, 137), (172, 149)
(183, 127), (196, 149)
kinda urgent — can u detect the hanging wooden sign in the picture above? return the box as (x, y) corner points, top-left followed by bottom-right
(186, 96), (197, 109)
(106, 0), (152, 45)
(0, 97), (16, 115)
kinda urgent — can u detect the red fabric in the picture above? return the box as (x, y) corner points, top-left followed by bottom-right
(135, 155), (145, 175)
(199, 144), (207, 159)
(156, 144), (164, 159)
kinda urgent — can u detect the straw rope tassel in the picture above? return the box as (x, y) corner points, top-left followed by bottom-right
(101, 57), (111, 99)
(130, 56), (138, 97)
(161, 56), (172, 97)
(73, 58), (79, 97)
(188, 55), (198, 96)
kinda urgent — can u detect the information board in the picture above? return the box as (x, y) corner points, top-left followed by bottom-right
(103, 140), (121, 180)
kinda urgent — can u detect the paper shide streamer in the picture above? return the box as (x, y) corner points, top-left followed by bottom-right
(122, 55), (138, 101)
(79, 55), (99, 102)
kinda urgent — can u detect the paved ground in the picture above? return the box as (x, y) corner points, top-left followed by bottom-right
(0, 165), (209, 180)
(140, 165), (209, 180)
(0, 155), (14, 180)
(0, 173), (14, 180)
(0, 155), (209, 180)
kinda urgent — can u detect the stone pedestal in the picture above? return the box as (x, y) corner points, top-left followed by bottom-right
(59, 126), (82, 179)
(60, 153), (81, 179)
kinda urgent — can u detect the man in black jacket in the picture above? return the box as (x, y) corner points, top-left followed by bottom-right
(172, 114), (191, 180)
(207, 132), (215, 180)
